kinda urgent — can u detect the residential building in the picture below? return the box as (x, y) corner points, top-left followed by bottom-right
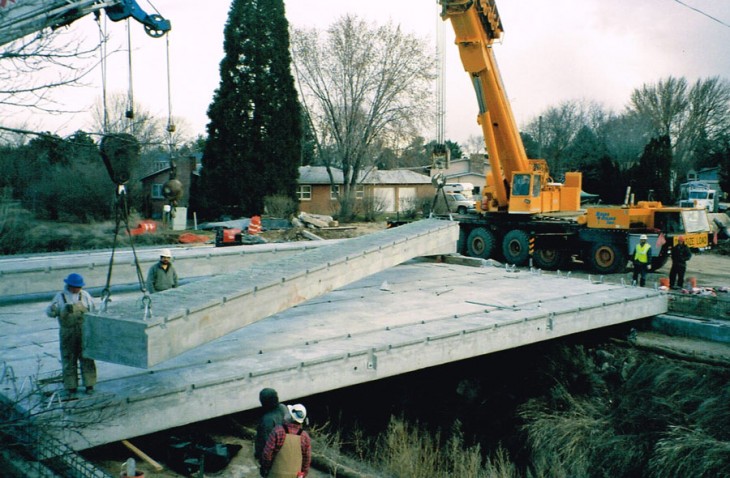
(297, 166), (434, 215)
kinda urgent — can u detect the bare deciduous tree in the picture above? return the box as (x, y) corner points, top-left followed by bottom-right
(90, 91), (191, 153)
(629, 76), (688, 139)
(291, 15), (436, 219)
(523, 100), (597, 180)
(628, 76), (730, 176)
(0, 27), (102, 115)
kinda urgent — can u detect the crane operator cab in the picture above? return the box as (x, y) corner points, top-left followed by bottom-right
(507, 173), (539, 214)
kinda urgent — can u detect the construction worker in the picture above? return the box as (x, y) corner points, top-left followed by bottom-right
(669, 235), (692, 290)
(46, 273), (97, 396)
(631, 234), (652, 287)
(255, 388), (290, 464)
(146, 248), (178, 293)
(260, 404), (311, 478)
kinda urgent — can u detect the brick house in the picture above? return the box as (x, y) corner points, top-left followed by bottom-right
(139, 154), (200, 219)
(297, 166), (434, 215)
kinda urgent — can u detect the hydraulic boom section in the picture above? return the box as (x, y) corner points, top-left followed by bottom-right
(439, 0), (581, 214)
(0, 0), (171, 47)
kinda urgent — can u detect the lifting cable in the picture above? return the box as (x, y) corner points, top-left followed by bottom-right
(96, 11), (151, 316)
(96, 13), (109, 134)
(100, 134), (152, 318)
(161, 19), (183, 219)
(125, 18), (136, 126)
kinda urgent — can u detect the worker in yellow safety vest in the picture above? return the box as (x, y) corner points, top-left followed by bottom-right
(631, 234), (652, 287)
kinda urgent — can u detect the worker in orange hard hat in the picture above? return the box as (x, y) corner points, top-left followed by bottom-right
(669, 235), (692, 290)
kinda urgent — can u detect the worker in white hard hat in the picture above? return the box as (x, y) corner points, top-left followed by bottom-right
(631, 234), (652, 287)
(260, 403), (312, 477)
(146, 248), (178, 293)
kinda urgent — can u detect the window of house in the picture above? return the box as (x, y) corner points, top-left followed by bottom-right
(330, 185), (340, 200)
(297, 185), (312, 201)
(153, 161), (168, 172)
(151, 183), (164, 199)
(355, 185), (365, 200)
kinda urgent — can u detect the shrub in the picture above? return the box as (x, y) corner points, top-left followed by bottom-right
(0, 192), (35, 255)
(264, 195), (298, 218)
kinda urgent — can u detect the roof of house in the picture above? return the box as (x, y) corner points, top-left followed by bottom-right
(298, 166), (431, 185)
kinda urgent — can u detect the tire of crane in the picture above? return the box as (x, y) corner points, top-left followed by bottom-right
(532, 248), (568, 271)
(587, 242), (627, 274)
(466, 228), (496, 259)
(502, 229), (531, 266)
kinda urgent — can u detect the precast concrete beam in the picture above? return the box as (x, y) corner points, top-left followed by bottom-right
(83, 219), (460, 368)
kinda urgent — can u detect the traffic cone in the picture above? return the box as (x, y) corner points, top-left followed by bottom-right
(248, 215), (262, 235)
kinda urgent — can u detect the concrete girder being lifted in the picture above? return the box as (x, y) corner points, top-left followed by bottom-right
(83, 219), (460, 368)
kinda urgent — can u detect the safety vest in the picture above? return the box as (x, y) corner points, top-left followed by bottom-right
(634, 243), (651, 264)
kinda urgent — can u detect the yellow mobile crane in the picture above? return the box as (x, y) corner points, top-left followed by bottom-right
(439, 0), (712, 273)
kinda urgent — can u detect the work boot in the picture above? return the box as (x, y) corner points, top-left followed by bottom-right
(86, 386), (95, 394)
(61, 388), (78, 401)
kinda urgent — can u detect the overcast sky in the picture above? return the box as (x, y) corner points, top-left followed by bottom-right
(4, 0), (730, 147)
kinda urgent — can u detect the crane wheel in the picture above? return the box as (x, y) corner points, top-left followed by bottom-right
(466, 228), (495, 259)
(532, 249), (567, 270)
(502, 229), (530, 266)
(587, 242), (627, 274)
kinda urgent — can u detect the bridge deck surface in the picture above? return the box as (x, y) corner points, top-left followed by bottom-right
(0, 258), (666, 451)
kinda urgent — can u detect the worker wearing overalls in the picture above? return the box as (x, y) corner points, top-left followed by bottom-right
(46, 273), (97, 395)
(260, 404), (311, 478)
(632, 235), (652, 287)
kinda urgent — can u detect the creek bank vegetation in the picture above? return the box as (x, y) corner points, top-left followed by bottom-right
(315, 339), (730, 477)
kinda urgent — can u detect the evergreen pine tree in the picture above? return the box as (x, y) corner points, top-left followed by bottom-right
(195, 0), (301, 219)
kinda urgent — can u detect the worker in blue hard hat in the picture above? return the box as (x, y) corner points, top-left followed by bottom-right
(46, 273), (97, 398)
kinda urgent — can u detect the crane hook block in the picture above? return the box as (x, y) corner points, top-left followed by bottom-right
(163, 179), (184, 202)
(105, 0), (171, 38)
(100, 134), (141, 186)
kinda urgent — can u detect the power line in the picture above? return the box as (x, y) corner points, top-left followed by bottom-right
(673, 0), (730, 29)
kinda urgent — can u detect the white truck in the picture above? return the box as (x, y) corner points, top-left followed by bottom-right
(442, 182), (475, 200)
(678, 181), (721, 213)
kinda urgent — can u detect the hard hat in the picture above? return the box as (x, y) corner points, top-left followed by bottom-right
(639, 234), (648, 240)
(287, 404), (307, 424)
(64, 273), (85, 288)
(677, 235), (685, 242)
(160, 248), (172, 258)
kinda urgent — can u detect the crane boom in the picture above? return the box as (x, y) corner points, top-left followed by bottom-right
(0, 0), (170, 47)
(440, 0), (581, 214)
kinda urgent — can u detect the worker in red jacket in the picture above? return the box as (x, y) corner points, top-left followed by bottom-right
(260, 404), (311, 478)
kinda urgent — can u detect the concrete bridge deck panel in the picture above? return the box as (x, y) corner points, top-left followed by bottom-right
(82, 219), (460, 368)
(0, 259), (666, 451)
